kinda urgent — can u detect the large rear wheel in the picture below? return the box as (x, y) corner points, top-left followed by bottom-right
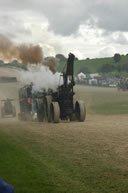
(75, 100), (86, 122)
(50, 102), (60, 123)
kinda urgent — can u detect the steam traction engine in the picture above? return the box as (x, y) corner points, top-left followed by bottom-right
(18, 53), (86, 123)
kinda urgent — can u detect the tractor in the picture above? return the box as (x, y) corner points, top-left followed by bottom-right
(1, 98), (16, 118)
(18, 53), (86, 123)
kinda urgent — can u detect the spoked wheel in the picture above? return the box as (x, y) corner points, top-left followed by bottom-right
(75, 100), (86, 122)
(50, 102), (60, 123)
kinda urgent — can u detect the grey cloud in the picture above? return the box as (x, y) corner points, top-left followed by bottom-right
(91, 0), (128, 32)
(0, 12), (31, 39)
(0, 0), (128, 35)
(0, 0), (89, 35)
(29, 0), (128, 34)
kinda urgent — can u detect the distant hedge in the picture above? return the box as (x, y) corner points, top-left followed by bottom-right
(0, 60), (27, 70)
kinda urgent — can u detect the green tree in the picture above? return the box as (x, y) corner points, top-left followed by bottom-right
(114, 53), (121, 63)
(99, 63), (115, 73)
(56, 54), (67, 62)
(79, 66), (90, 74)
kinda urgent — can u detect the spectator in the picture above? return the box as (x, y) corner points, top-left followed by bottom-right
(0, 179), (14, 193)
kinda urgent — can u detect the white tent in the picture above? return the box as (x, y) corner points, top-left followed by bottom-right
(77, 72), (86, 80)
(89, 78), (97, 85)
(89, 73), (100, 79)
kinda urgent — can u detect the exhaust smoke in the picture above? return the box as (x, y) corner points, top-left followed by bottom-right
(0, 34), (43, 64)
(0, 34), (60, 90)
(19, 64), (63, 91)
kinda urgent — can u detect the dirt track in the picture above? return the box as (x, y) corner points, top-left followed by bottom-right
(0, 67), (128, 172)
(0, 75), (128, 154)
(0, 112), (128, 172)
(0, 67), (128, 152)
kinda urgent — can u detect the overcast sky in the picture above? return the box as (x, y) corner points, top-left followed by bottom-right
(0, 0), (128, 59)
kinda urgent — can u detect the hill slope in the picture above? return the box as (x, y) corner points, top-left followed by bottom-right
(57, 55), (128, 75)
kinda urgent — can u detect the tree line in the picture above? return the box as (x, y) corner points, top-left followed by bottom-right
(79, 53), (128, 74)
(99, 53), (128, 73)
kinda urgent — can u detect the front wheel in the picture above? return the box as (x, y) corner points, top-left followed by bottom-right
(50, 102), (60, 123)
(75, 100), (86, 122)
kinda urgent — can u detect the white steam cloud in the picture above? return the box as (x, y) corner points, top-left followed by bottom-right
(19, 64), (63, 91)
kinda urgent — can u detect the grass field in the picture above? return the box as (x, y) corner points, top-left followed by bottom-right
(75, 85), (128, 114)
(0, 83), (128, 193)
(57, 55), (128, 75)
